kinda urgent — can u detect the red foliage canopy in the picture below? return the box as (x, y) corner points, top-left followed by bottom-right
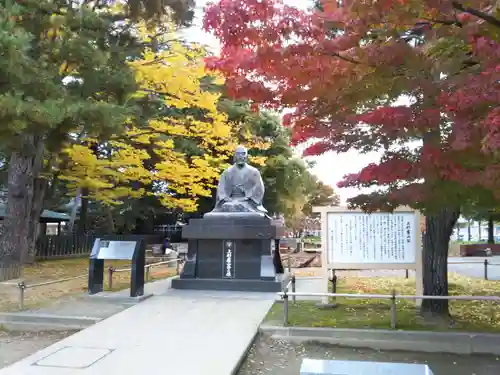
(203, 0), (500, 210)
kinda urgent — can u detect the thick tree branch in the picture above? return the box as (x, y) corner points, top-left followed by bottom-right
(421, 17), (462, 27)
(138, 54), (177, 66)
(332, 51), (363, 64)
(451, 1), (500, 29)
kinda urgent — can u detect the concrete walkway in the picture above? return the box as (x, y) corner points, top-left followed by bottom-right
(0, 289), (275, 375)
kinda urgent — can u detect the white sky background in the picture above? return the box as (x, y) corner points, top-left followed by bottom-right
(178, 0), (382, 204)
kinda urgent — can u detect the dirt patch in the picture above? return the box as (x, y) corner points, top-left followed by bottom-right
(0, 330), (76, 369)
(282, 252), (321, 269)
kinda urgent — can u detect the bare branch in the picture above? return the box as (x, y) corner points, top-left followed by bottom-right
(452, 1), (500, 29)
(332, 51), (363, 64)
(421, 17), (462, 27)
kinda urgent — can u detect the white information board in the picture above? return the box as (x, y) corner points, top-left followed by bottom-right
(326, 212), (417, 264)
(97, 240), (137, 260)
(313, 206), (423, 306)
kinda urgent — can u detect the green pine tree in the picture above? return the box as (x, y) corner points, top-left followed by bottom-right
(0, 0), (193, 277)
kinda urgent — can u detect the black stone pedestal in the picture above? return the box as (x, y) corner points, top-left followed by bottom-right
(171, 214), (285, 292)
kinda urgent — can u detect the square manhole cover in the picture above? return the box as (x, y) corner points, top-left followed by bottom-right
(34, 346), (113, 369)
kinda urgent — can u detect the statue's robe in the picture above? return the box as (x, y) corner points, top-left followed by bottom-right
(214, 163), (267, 213)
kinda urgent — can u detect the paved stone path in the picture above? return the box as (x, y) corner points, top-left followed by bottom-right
(448, 256), (500, 280)
(0, 289), (275, 375)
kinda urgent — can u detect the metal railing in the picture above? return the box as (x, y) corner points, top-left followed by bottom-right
(107, 258), (181, 290)
(8, 258), (181, 310)
(279, 276), (500, 329)
(403, 259), (500, 280)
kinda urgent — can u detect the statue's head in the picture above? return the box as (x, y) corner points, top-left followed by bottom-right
(234, 145), (248, 167)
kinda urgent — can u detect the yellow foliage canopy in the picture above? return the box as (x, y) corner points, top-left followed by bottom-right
(60, 41), (269, 212)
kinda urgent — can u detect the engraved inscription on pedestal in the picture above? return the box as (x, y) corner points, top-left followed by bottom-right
(222, 240), (235, 278)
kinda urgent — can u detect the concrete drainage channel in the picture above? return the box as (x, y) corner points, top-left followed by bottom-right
(258, 325), (500, 356)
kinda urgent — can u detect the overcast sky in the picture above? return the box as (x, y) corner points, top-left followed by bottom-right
(179, 0), (382, 204)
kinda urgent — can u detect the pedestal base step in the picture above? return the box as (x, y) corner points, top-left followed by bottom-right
(171, 278), (282, 293)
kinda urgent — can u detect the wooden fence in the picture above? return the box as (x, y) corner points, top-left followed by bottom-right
(0, 261), (22, 281)
(153, 224), (184, 242)
(35, 233), (168, 260)
(0, 232), (179, 280)
(36, 234), (96, 260)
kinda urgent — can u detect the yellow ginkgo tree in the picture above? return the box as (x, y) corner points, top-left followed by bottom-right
(60, 39), (269, 212)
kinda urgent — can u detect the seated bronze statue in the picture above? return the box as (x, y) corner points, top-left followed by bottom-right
(207, 145), (268, 215)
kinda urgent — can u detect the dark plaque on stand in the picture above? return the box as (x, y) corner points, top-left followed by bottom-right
(88, 236), (146, 297)
(171, 145), (287, 293)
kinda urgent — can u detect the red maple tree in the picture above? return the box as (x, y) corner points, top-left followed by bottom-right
(204, 0), (500, 317)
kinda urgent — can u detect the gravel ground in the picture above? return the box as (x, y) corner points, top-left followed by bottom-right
(237, 334), (500, 375)
(0, 330), (76, 369)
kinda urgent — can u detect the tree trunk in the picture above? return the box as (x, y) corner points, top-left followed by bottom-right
(77, 188), (89, 235)
(0, 136), (45, 280)
(67, 189), (81, 233)
(134, 216), (154, 234)
(420, 207), (460, 320)
(106, 206), (115, 233)
(25, 177), (48, 264)
(77, 141), (99, 235)
(478, 220), (482, 241)
(487, 215), (495, 244)
(467, 220), (472, 241)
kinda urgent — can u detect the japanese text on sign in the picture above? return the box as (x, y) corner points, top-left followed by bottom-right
(326, 212), (416, 264)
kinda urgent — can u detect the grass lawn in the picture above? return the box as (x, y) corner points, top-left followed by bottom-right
(265, 273), (500, 332)
(451, 240), (491, 245)
(302, 236), (321, 245)
(0, 257), (178, 312)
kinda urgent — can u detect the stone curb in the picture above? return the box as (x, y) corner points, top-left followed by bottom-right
(231, 331), (258, 375)
(0, 313), (101, 331)
(87, 292), (153, 305)
(259, 325), (500, 355)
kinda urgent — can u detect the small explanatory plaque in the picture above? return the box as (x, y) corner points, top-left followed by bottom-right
(88, 236), (145, 297)
(97, 240), (137, 260)
(327, 212), (417, 264)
